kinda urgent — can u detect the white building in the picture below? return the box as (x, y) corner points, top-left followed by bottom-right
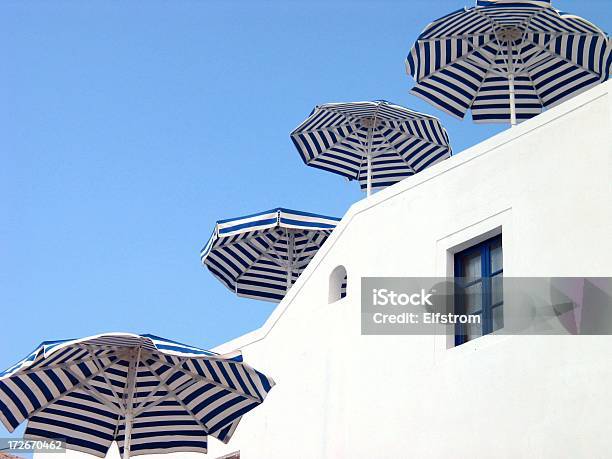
(209, 81), (612, 458)
(34, 82), (612, 459)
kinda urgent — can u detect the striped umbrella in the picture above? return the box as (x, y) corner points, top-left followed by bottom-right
(406, 0), (612, 125)
(201, 208), (340, 303)
(290, 100), (452, 196)
(0, 333), (274, 458)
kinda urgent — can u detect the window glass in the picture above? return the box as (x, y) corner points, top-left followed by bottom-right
(491, 275), (503, 306)
(492, 305), (504, 332)
(467, 320), (482, 341)
(491, 241), (503, 273)
(454, 234), (503, 346)
(463, 252), (482, 279)
(464, 282), (483, 313)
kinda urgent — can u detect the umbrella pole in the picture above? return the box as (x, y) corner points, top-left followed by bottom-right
(123, 347), (141, 459)
(507, 41), (517, 127)
(366, 153), (372, 197)
(509, 73), (517, 126)
(123, 413), (133, 459)
(286, 229), (294, 292)
(365, 104), (382, 196)
(366, 125), (373, 197)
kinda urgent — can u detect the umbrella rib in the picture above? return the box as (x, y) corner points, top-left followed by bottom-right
(139, 359), (261, 439)
(12, 353), (117, 376)
(293, 122), (357, 137)
(83, 346), (123, 406)
(522, 35), (601, 77)
(214, 233), (288, 286)
(301, 103), (415, 173)
(265, 239), (291, 268)
(418, 31), (598, 43)
(416, 36), (497, 81)
(293, 230), (317, 258)
(301, 127), (365, 172)
(470, 7), (545, 65)
(295, 233), (333, 269)
(131, 378), (201, 417)
(472, 8), (498, 33)
(379, 122), (450, 149)
(293, 235), (330, 269)
(243, 238), (287, 269)
(321, 102), (430, 126)
(130, 380), (166, 412)
(368, 123), (454, 174)
(79, 379), (124, 416)
(295, 103), (366, 156)
(119, 349), (137, 412)
(511, 9), (557, 79)
(355, 145), (368, 184)
(417, 32), (494, 43)
(548, 32), (602, 37)
(314, 104), (369, 125)
(464, 45), (507, 110)
(292, 260), (312, 270)
(23, 358), (121, 419)
(510, 7), (546, 36)
(375, 131), (417, 172)
(212, 231), (268, 252)
(128, 357), (180, 412)
(213, 233), (284, 269)
(520, 58), (547, 108)
(57, 349), (124, 414)
(520, 9), (599, 38)
(147, 355), (262, 403)
(511, 40), (548, 109)
(138, 359), (212, 434)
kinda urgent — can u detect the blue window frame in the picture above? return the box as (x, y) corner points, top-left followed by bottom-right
(454, 234), (503, 346)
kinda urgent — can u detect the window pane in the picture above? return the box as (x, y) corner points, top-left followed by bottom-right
(454, 235), (503, 346)
(463, 282), (482, 313)
(491, 240), (503, 273)
(462, 252), (481, 279)
(491, 274), (503, 306)
(467, 317), (482, 341)
(492, 304), (504, 332)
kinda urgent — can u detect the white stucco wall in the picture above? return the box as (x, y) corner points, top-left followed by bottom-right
(34, 83), (612, 459)
(209, 81), (612, 459)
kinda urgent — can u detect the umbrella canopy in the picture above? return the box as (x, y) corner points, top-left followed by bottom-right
(406, 0), (612, 125)
(201, 208), (340, 302)
(0, 333), (274, 458)
(290, 100), (452, 196)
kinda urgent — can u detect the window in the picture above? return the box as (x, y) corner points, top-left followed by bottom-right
(329, 265), (347, 303)
(454, 234), (503, 346)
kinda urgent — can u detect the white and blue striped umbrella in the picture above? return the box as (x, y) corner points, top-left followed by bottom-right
(290, 100), (452, 196)
(201, 208), (340, 303)
(0, 333), (274, 458)
(406, 0), (612, 125)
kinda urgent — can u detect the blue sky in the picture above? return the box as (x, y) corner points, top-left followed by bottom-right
(0, 0), (610, 400)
